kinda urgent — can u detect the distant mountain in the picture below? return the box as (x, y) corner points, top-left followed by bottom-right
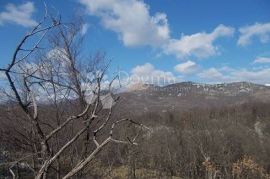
(115, 82), (270, 116)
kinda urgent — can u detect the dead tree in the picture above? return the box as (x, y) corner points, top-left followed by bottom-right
(0, 8), (148, 179)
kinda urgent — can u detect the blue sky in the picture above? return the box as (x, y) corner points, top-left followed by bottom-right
(1, 0), (270, 85)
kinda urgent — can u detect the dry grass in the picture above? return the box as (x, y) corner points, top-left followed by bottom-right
(109, 166), (182, 179)
(86, 163), (182, 179)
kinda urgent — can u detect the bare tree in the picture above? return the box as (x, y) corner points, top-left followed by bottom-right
(0, 9), (148, 179)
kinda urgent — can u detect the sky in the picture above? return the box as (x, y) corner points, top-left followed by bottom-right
(1, 0), (270, 85)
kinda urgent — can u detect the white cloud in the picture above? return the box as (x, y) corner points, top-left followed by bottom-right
(79, 0), (170, 47)
(218, 66), (235, 73)
(119, 63), (181, 87)
(198, 68), (227, 82)
(79, 1), (235, 59)
(174, 60), (199, 74)
(253, 57), (270, 64)
(230, 68), (270, 84)
(0, 2), (37, 27)
(46, 48), (73, 69)
(238, 22), (270, 46)
(47, 48), (68, 60)
(130, 63), (178, 85)
(198, 67), (270, 84)
(0, 71), (6, 80)
(81, 23), (89, 35)
(164, 25), (235, 58)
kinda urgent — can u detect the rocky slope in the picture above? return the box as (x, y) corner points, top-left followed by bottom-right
(115, 82), (270, 116)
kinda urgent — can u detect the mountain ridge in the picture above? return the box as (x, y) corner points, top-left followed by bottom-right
(115, 81), (270, 116)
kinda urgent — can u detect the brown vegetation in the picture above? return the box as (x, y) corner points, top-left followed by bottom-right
(0, 8), (270, 179)
(0, 10), (147, 179)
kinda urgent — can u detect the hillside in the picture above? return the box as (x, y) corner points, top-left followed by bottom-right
(115, 82), (270, 116)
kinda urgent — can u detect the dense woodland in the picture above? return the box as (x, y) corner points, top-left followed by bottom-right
(1, 100), (270, 178)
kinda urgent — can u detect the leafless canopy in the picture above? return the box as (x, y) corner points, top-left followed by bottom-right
(0, 7), (148, 179)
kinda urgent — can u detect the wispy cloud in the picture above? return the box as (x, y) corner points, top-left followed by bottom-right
(81, 23), (89, 35)
(0, 71), (6, 80)
(198, 68), (227, 82)
(198, 67), (270, 84)
(0, 2), (37, 27)
(253, 56), (270, 64)
(238, 22), (270, 46)
(174, 60), (199, 74)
